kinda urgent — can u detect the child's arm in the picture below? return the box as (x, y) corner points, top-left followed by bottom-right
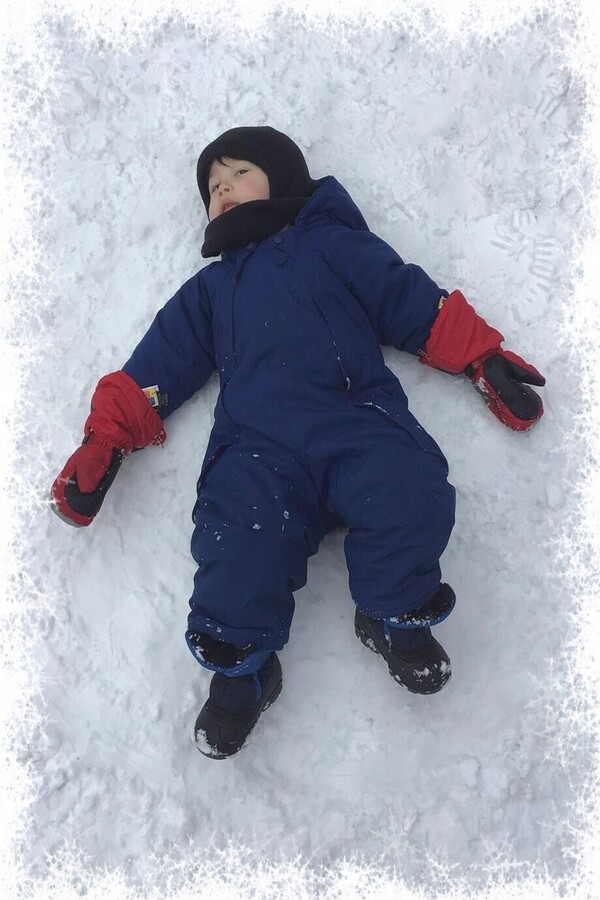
(51, 270), (217, 526)
(325, 228), (545, 431)
(324, 227), (444, 355)
(120, 269), (216, 417)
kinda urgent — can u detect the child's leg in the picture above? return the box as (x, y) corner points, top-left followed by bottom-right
(186, 434), (329, 668)
(331, 429), (455, 619)
(328, 414), (456, 692)
(186, 435), (331, 757)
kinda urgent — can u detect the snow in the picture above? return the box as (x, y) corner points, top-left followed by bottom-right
(2, 1), (600, 898)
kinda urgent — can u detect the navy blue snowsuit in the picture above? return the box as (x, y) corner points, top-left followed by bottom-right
(123, 176), (456, 672)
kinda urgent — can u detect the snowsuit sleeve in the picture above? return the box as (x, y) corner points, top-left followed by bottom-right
(122, 269), (216, 419)
(323, 227), (447, 356)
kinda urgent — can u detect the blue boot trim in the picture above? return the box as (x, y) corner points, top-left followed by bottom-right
(211, 650), (271, 678)
(197, 647), (270, 677)
(185, 630), (271, 676)
(385, 583), (456, 629)
(251, 672), (262, 701)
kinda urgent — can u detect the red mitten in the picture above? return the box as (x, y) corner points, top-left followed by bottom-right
(51, 370), (166, 527)
(419, 290), (546, 431)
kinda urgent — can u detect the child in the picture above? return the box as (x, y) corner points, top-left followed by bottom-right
(51, 126), (546, 760)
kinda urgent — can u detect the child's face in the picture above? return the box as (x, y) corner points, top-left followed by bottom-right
(207, 157), (270, 221)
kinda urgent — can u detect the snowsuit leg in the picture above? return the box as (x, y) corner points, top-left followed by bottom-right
(327, 410), (456, 620)
(186, 431), (333, 673)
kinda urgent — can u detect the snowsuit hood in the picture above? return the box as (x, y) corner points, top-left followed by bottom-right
(293, 175), (371, 230)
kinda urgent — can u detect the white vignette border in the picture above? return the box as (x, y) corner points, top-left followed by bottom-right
(1, 1), (599, 898)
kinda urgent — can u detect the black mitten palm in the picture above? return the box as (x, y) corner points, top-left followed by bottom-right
(465, 350), (546, 430)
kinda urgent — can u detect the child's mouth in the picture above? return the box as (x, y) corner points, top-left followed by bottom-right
(223, 202), (238, 213)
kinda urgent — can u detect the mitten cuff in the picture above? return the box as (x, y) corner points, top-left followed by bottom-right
(419, 290), (504, 374)
(84, 370), (167, 452)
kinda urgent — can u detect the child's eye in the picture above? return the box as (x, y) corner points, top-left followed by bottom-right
(236, 168), (248, 175)
(210, 183), (219, 193)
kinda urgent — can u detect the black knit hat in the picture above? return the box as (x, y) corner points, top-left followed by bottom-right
(197, 125), (321, 214)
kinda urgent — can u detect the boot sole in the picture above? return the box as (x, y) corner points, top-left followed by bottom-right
(195, 677), (283, 760)
(354, 623), (451, 695)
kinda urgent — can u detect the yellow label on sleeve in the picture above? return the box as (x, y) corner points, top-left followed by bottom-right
(142, 385), (160, 408)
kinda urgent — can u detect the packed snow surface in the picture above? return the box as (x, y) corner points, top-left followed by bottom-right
(4, 3), (599, 897)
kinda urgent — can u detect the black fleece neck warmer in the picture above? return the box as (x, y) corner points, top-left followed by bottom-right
(197, 126), (323, 258)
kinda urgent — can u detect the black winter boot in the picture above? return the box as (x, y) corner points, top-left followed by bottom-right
(354, 587), (454, 694)
(194, 652), (282, 759)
